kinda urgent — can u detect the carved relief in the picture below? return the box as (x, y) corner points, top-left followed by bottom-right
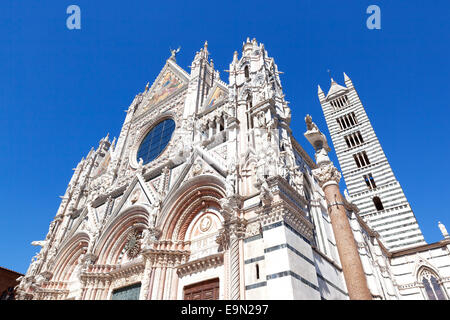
(124, 229), (142, 259)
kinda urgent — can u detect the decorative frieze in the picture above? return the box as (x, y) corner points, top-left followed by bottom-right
(177, 253), (224, 277)
(257, 200), (314, 242)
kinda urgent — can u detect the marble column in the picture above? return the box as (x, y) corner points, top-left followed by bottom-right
(139, 256), (153, 300)
(217, 213), (246, 300)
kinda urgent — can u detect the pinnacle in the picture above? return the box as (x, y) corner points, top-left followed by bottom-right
(343, 72), (350, 81)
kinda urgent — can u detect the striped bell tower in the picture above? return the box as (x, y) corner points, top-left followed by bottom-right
(317, 73), (426, 250)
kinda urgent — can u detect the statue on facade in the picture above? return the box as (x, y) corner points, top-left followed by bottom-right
(438, 221), (449, 239)
(31, 240), (46, 248)
(27, 253), (41, 276)
(258, 176), (273, 206)
(225, 160), (238, 197)
(137, 157), (144, 175)
(148, 201), (161, 228)
(292, 168), (305, 197)
(169, 47), (181, 61)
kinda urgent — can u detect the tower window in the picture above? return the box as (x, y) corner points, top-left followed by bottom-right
(336, 112), (358, 130)
(353, 151), (370, 168)
(255, 264), (260, 280)
(344, 131), (364, 148)
(373, 196), (384, 211)
(363, 173), (377, 190)
(330, 95), (349, 111)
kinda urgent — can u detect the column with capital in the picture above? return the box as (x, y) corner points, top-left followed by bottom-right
(304, 114), (372, 300)
(216, 196), (246, 300)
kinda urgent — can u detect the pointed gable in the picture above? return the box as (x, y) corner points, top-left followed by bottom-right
(138, 60), (189, 115)
(148, 70), (184, 105)
(111, 174), (160, 218)
(204, 83), (228, 109)
(326, 78), (348, 99)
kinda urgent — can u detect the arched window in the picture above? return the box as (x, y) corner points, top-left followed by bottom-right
(246, 94), (253, 131)
(244, 65), (250, 81)
(373, 196), (384, 211)
(419, 268), (447, 300)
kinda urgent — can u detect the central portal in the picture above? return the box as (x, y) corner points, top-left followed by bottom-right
(183, 278), (219, 300)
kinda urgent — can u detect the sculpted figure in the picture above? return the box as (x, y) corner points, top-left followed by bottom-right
(141, 229), (151, 248)
(257, 111), (266, 128)
(28, 253), (41, 276)
(305, 114), (319, 132)
(438, 221), (449, 238)
(225, 160), (237, 197)
(169, 47), (180, 60)
(137, 157), (144, 174)
(258, 176), (273, 206)
(31, 240), (46, 248)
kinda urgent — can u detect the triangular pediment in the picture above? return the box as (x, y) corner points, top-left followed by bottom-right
(137, 60), (190, 115)
(165, 148), (227, 204)
(326, 79), (348, 99)
(111, 174), (160, 218)
(184, 156), (224, 182)
(59, 207), (89, 246)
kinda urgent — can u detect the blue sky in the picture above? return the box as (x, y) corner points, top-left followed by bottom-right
(1, 1), (449, 274)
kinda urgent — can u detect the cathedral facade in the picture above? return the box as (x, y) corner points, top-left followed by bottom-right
(17, 39), (450, 300)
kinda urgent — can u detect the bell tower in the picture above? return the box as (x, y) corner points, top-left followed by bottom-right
(318, 73), (426, 250)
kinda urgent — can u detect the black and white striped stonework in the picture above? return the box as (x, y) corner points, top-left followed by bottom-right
(318, 75), (426, 250)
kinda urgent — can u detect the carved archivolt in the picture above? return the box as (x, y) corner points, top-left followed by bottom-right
(157, 175), (226, 241)
(51, 233), (90, 283)
(94, 207), (149, 265)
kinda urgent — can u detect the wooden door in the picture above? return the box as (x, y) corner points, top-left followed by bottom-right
(183, 278), (219, 300)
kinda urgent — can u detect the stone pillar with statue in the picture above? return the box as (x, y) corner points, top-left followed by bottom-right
(304, 114), (372, 300)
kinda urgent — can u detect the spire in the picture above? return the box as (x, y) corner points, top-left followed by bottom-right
(343, 72), (354, 88)
(318, 85), (324, 95)
(343, 72), (350, 81)
(204, 40), (209, 58)
(318, 85), (325, 102)
(242, 37), (254, 56)
(233, 51), (238, 63)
